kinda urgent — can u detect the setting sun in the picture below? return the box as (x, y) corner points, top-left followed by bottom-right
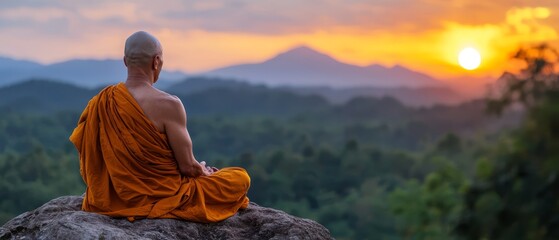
(458, 47), (481, 70)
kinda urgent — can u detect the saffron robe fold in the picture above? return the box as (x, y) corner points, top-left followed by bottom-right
(69, 83), (250, 222)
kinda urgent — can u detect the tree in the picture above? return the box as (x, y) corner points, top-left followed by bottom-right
(456, 44), (559, 240)
(487, 44), (559, 114)
(390, 160), (466, 240)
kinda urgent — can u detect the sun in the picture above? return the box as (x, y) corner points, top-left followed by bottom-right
(458, 47), (481, 70)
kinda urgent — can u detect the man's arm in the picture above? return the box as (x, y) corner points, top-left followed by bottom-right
(163, 96), (209, 177)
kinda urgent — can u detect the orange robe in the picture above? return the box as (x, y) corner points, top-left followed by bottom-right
(69, 83), (250, 222)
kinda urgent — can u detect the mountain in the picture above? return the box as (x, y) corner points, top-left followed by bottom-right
(0, 79), (521, 140)
(282, 85), (465, 106)
(202, 46), (443, 88)
(166, 77), (463, 106)
(445, 75), (496, 98)
(0, 57), (44, 87)
(0, 58), (188, 88)
(164, 77), (330, 116)
(0, 79), (330, 117)
(165, 77), (255, 96)
(0, 79), (96, 113)
(179, 86), (329, 117)
(0, 48), (474, 106)
(31, 59), (127, 87)
(0, 57), (43, 71)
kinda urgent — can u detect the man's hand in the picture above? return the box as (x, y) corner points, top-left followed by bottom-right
(199, 161), (219, 175)
(177, 160), (218, 177)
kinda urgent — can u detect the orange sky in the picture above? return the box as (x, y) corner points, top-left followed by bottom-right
(0, 1), (558, 85)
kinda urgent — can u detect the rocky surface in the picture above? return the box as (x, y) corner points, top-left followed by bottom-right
(0, 196), (332, 240)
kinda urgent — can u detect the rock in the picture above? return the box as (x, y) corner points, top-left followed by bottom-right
(0, 196), (332, 240)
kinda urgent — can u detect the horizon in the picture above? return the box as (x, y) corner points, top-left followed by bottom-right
(1, 1), (558, 87)
(0, 44), (469, 77)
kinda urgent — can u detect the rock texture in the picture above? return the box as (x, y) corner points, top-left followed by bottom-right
(0, 196), (332, 240)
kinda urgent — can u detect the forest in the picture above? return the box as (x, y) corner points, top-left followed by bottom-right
(0, 44), (558, 240)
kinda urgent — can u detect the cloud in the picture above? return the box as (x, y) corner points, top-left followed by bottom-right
(506, 7), (554, 37)
(1, 0), (557, 35)
(0, 7), (69, 22)
(0, 1), (557, 80)
(0, 0), (505, 34)
(78, 2), (140, 23)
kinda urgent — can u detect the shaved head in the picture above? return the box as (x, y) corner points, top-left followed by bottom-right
(124, 31), (162, 67)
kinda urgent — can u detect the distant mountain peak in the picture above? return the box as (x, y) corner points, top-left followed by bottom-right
(390, 64), (406, 70)
(0, 56), (43, 71)
(204, 45), (443, 88)
(365, 63), (388, 70)
(267, 45), (340, 64)
(286, 45), (319, 54)
(365, 64), (408, 71)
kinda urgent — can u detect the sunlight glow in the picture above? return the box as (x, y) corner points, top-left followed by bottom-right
(458, 47), (481, 70)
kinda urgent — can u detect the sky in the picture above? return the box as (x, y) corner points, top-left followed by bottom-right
(0, 0), (557, 83)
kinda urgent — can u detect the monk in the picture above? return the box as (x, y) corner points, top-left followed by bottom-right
(69, 31), (250, 223)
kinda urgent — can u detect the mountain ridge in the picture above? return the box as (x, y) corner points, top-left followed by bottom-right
(0, 46), (488, 105)
(203, 45), (443, 88)
(0, 58), (188, 88)
(0, 45), (443, 89)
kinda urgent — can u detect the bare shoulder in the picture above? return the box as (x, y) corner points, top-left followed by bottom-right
(151, 89), (185, 115)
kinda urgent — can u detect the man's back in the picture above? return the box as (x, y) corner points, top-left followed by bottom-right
(124, 83), (177, 133)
